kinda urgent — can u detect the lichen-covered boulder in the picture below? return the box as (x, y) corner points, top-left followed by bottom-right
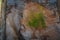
(21, 2), (56, 40)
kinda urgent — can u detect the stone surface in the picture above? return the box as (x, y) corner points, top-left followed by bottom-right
(6, 0), (60, 40)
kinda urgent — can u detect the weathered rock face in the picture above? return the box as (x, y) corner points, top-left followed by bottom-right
(21, 2), (58, 40)
(6, 0), (25, 40)
(6, 0), (60, 40)
(6, 7), (21, 40)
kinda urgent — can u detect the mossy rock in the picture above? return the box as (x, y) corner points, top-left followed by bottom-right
(27, 12), (46, 29)
(22, 2), (47, 30)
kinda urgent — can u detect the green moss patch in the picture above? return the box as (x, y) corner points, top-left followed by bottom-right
(27, 12), (46, 29)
